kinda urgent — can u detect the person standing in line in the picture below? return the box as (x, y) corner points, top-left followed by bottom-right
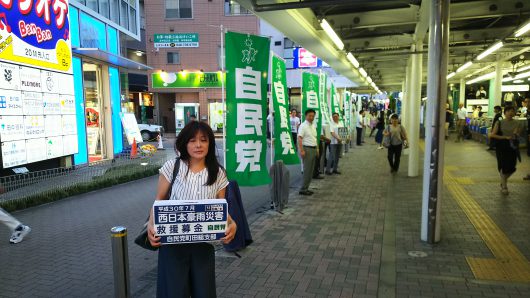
(298, 109), (318, 196)
(362, 111), (370, 143)
(326, 113), (342, 175)
(384, 114), (408, 174)
(472, 105), (480, 119)
(0, 207), (31, 244)
(148, 121), (236, 297)
(290, 109), (301, 147)
(317, 122), (332, 178)
(375, 110), (386, 149)
(445, 103), (454, 140)
(455, 103), (467, 143)
(489, 106), (523, 195)
(356, 110), (365, 146)
(487, 105), (503, 151)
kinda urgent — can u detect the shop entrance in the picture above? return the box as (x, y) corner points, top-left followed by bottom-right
(83, 63), (107, 163)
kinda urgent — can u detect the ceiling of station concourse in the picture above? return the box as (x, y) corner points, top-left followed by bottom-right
(238, 0), (530, 92)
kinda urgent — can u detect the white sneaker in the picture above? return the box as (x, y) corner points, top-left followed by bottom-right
(9, 225), (31, 244)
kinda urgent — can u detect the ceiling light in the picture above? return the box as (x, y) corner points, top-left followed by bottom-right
(370, 82), (376, 88)
(456, 61), (473, 73)
(320, 18), (344, 50)
(515, 21), (530, 37)
(136, 51), (143, 56)
(516, 64), (530, 73)
(466, 71), (495, 85)
(476, 41), (503, 61)
(447, 72), (456, 79)
(513, 80), (524, 83)
(359, 67), (367, 78)
(346, 53), (360, 68)
(366, 76), (373, 84)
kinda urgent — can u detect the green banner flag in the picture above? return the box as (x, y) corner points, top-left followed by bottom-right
(272, 54), (300, 164)
(319, 72), (331, 127)
(225, 31), (271, 186)
(302, 72), (321, 141)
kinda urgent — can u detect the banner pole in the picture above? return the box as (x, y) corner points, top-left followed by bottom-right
(221, 25), (226, 168)
(269, 51), (274, 165)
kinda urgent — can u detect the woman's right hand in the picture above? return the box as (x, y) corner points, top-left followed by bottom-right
(147, 221), (162, 247)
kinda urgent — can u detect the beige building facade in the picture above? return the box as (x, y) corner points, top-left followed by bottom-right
(145, 0), (259, 132)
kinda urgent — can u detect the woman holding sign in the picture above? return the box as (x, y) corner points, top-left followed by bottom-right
(147, 121), (237, 298)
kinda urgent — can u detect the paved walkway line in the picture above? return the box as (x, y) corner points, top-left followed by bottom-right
(377, 178), (397, 298)
(444, 168), (530, 283)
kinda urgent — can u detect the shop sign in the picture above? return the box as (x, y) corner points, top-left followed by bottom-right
(0, 0), (73, 74)
(225, 31), (271, 186)
(43, 93), (61, 114)
(271, 54), (299, 165)
(19, 66), (42, 91)
(86, 127), (99, 155)
(0, 62), (20, 90)
(120, 113), (142, 145)
(22, 91), (43, 115)
(61, 115), (77, 135)
(62, 134), (78, 155)
(1, 140), (26, 168)
(153, 199), (228, 244)
(152, 72), (224, 88)
(0, 89), (22, 115)
(44, 115), (62, 137)
(293, 48), (323, 69)
(0, 115), (24, 141)
(46, 136), (63, 158)
(24, 115), (45, 139)
(25, 138), (47, 163)
(60, 95), (75, 114)
(154, 33), (199, 48)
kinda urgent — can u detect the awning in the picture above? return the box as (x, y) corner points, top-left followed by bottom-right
(72, 48), (152, 71)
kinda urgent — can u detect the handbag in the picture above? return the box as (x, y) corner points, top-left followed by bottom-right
(134, 157), (180, 251)
(382, 126), (391, 148)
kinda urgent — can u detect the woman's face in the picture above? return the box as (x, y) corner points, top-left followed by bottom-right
(187, 131), (209, 160)
(391, 118), (399, 125)
(504, 109), (515, 119)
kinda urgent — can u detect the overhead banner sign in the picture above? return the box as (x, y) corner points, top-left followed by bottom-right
(154, 33), (199, 48)
(271, 54), (299, 165)
(225, 31), (271, 186)
(152, 72), (224, 88)
(301, 72), (321, 141)
(0, 0), (72, 74)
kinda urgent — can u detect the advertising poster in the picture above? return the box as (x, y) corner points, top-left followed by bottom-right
(271, 54), (299, 164)
(62, 134), (79, 156)
(62, 115), (77, 135)
(154, 33), (199, 48)
(41, 70), (62, 94)
(22, 91), (43, 115)
(153, 199), (228, 244)
(86, 127), (99, 155)
(45, 115), (63, 137)
(43, 93), (62, 114)
(0, 0), (73, 74)
(152, 72), (224, 88)
(24, 115), (45, 139)
(26, 138), (47, 164)
(0, 62), (20, 90)
(225, 31), (271, 186)
(0, 115), (24, 141)
(60, 95), (76, 114)
(0, 89), (22, 115)
(46, 136), (64, 159)
(19, 66), (43, 92)
(1, 140), (27, 168)
(120, 113), (142, 145)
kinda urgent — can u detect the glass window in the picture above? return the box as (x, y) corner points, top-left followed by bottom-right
(99, 0), (110, 19)
(224, 0), (252, 16)
(166, 0), (193, 19)
(129, 7), (137, 33)
(167, 52), (180, 64)
(110, 0), (120, 24)
(83, 63), (107, 162)
(120, 1), (129, 29)
(86, 0), (98, 11)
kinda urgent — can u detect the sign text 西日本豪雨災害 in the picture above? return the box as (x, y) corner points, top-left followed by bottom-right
(153, 199), (228, 244)
(154, 33), (199, 48)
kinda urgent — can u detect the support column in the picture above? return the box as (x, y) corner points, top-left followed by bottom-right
(490, 60), (503, 116)
(408, 41), (423, 177)
(459, 78), (465, 105)
(421, 0), (450, 243)
(402, 59), (412, 155)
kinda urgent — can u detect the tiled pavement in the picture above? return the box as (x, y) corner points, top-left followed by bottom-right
(1, 137), (530, 297)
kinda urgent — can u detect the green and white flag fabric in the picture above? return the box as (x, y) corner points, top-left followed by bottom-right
(225, 31), (271, 186)
(271, 54), (299, 164)
(301, 72), (321, 140)
(331, 84), (340, 117)
(319, 72), (331, 126)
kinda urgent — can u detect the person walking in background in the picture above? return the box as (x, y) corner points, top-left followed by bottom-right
(489, 106), (523, 195)
(290, 109), (301, 147)
(455, 103), (467, 142)
(298, 109), (318, 196)
(375, 110), (386, 149)
(487, 106), (503, 151)
(445, 103), (454, 140)
(356, 110), (365, 146)
(472, 105), (480, 119)
(362, 110), (370, 143)
(384, 114), (408, 174)
(524, 98), (530, 181)
(326, 113), (342, 175)
(0, 207), (31, 244)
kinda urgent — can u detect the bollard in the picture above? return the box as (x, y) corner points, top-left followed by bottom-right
(111, 226), (131, 298)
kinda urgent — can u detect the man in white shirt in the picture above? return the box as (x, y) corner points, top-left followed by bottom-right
(326, 113), (342, 175)
(356, 110), (365, 146)
(290, 109), (301, 147)
(455, 103), (467, 142)
(298, 109), (318, 196)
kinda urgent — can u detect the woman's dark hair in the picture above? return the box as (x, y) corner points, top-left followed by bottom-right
(390, 114), (399, 120)
(175, 121), (222, 186)
(504, 106), (515, 113)
(305, 109), (316, 116)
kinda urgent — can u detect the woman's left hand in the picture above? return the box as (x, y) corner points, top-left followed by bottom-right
(221, 220), (237, 244)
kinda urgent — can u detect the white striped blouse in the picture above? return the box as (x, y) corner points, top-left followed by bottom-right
(159, 159), (229, 201)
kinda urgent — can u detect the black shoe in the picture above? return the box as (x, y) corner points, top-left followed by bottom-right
(313, 175), (324, 179)
(299, 190), (313, 196)
(332, 171), (341, 175)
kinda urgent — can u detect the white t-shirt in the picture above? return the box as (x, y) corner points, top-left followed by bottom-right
(159, 159), (229, 201)
(290, 116), (300, 133)
(298, 120), (317, 147)
(356, 114), (364, 128)
(330, 121), (340, 145)
(457, 108), (467, 120)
